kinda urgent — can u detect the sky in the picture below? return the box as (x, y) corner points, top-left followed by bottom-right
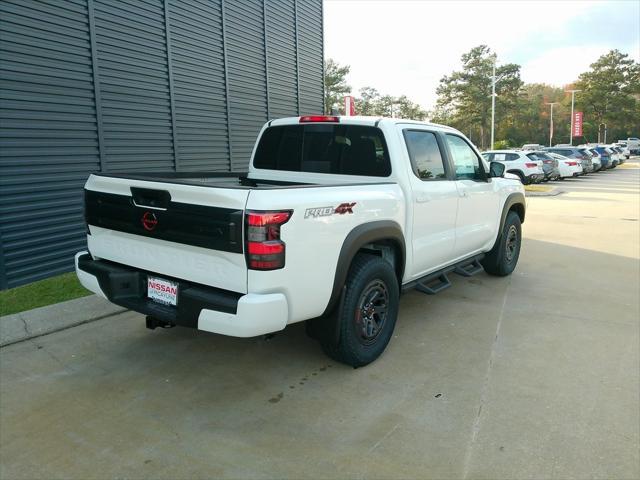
(324, 0), (640, 110)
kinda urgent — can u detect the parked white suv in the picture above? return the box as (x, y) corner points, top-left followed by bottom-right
(481, 150), (545, 184)
(605, 146), (622, 166)
(609, 146), (626, 164)
(75, 116), (526, 367)
(546, 152), (583, 178)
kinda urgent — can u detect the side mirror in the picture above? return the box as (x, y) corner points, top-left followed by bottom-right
(489, 161), (505, 178)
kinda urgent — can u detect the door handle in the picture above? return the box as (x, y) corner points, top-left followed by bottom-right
(416, 195), (431, 203)
(458, 190), (469, 198)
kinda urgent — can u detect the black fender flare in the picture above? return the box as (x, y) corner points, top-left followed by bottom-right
(321, 220), (405, 317)
(506, 169), (525, 180)
(492, 192), (525, 249)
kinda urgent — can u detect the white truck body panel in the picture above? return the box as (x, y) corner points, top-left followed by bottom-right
(246, 183), (405, 323)
(76, 116), (525, 338)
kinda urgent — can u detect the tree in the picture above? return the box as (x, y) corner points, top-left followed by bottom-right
(324, 58), (351, 114)
(575, 50), (640, 142)
(493, 139), (510, 150)
(355, 87), (381, 116)
(395, 95), (428, 120)
(434, 45), (523, 148)
(353, 87), (427, 120)
(500, 83), (568, 147)
(324, 59), (427, 119)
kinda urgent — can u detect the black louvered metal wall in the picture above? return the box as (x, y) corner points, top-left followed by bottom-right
(0, 0), (324, 289)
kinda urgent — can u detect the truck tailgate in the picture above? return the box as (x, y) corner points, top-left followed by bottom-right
(84, 174), (248, 293)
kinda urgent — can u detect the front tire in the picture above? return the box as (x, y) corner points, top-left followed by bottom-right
(318, 253), (399, 367)
(482, 211), (522, 276)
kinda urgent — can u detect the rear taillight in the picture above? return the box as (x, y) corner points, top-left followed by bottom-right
(525, 162), (538, 168)
(245, 210), (292, 270)
(567, 161), (577, 166)
(543, 160), (552, 164)
(299, 115), (339, 123)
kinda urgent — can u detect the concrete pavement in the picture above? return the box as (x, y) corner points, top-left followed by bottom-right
(0, 295), (125, 347)
(1, 163), (638, 479)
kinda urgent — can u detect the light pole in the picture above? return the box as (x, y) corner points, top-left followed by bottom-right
(545, 102), (558, 147)
(566, 89), (581, 145)
(490, 54), (497, 150)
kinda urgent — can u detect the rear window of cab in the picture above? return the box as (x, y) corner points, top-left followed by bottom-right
(253, 124), (391, 177)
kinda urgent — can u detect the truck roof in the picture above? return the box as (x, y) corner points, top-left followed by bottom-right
(267, 115), (458, 132)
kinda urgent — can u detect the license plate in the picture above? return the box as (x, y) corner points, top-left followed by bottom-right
(147, 276), (178, 306)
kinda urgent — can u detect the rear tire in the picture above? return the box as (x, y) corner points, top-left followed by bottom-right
(482, 211), (522, 277)
(316, 253), (399, 367)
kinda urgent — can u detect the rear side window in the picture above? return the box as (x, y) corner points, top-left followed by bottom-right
(253, 124), (391, 177)
(403, 130), (447, 180)
(489, 153), (516, 161)
(550, 149), (573, 157)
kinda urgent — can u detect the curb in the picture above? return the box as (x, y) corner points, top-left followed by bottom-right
(0, 295), (127, 347)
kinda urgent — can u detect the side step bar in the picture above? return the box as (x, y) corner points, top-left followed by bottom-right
(416, 272), (451, 295)
(403, 254), (485, 295)
(454, 258), (483, 277)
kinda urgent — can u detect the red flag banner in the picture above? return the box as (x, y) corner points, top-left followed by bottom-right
(573, 111), (583, 137)
(344, 95), (355, 116)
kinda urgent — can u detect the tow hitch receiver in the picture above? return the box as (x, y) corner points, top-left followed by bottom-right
(146, 316), (176, 330)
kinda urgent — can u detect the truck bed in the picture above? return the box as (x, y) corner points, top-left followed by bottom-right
(92, 172), (305, 189)
(92, 172), (394, 189)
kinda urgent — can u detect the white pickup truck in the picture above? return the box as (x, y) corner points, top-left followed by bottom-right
(76, 115), (525, 367)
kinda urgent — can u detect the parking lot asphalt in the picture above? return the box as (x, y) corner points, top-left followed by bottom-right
(1, 162), (639, 480)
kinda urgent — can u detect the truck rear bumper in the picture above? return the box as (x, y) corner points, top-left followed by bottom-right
(75, 252), (288, 337)
(198, 293), (288, 337)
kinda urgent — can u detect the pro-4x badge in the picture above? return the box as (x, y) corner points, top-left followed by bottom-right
(305, 202), (356, 219)
(334, 202), (356, 214)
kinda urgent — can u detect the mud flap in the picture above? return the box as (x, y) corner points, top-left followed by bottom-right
(307, 285), (346, 346)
